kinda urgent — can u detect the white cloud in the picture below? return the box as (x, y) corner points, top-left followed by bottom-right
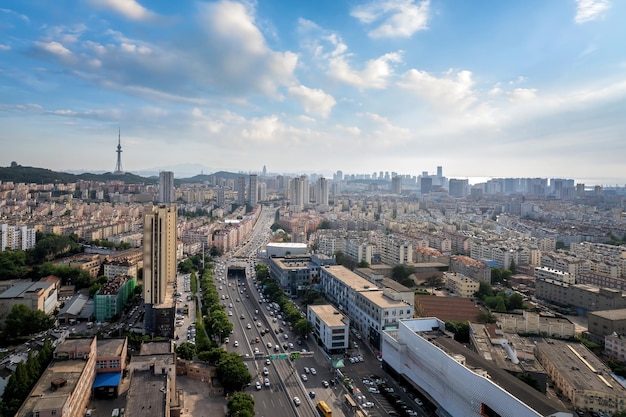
(507, 88), (538, 102)
(0, 44), (11, 51)
(242, 115), (283, 142)
(335, 125), (361, 136)
(298, 115), (316, 123)
(0, 8), (29, 22)
(398, 68), (476, 110)
(575, 0), (610, 23)
(329, 51), (403, 89)
(88, 0), (158, 21)
(351, 0), (430, 38)
(288, 85), (336, 118)
(35, 41), (72, 57)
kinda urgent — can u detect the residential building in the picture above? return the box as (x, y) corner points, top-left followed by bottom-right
(320, 265), (414, 349)
(103, 259), (138, 280)
(0, 223), (37, 251)
(535, 266), (574, 284)
(307, 304), (350, 353)
(604, 333), (626, 362)
(94, 275), (136, 322)
(94, 338), (128, 398)
(248, 174), (258, 206)
(0, 281), (58, 324)
(158, 171), (175, 204)
(444, 272), (479, 298)
(143, 204), (177, 337)
(495, 311), (576, 339)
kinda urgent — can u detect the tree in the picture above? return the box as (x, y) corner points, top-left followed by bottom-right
(176, 342), (197, 360)
(227, 392), (255, 417)
(475, 282), (494, 299)
(294, 319), (313, 337)
(318, 219), (331, 230)
(216, 352), (251, 392)
(477, 310), (497, 324)
(425, 275), (443, 291)
(198, 347), (226, 364)
(0, 250), (29, 280)
(357, 260), (370, 268)
(4, 304), (55, 339)
(507, 293), (525, 310)
(509, 260), (516, 275)
(445, 321), (470, 343)
(391, 265), (416, 283)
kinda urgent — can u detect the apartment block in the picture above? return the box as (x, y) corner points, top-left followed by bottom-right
(0, 223), (37, 251)
(604, 333), (626, 362)
(588, 309), (626, 339)
(94, 275), (136, 322)
(535, 266), (574, 284)
(444, 272), (479, 298)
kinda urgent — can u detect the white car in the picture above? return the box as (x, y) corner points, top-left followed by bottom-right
(233, 341), (239, 347)
(293, 397), (301, 406)
(368, 387), (380, 394)
(264, 378), (270, 387)
(255, 381), (262, 390)
(310, 368), (317, 375)
(304, 367), (310, 374)
(247, 323), (252, 329)
(363, 402), (375, 408)
(301, 374), (308, 381)
(225, 337), (229, 344)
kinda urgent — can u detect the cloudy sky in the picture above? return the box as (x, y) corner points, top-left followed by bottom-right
(1, 0), (625, 184)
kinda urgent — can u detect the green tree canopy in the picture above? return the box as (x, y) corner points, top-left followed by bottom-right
(227, 392), (255, 417)
(216, 352), (251, 392)
(176, 342), (197, 361)
(4, 304), (55, 339)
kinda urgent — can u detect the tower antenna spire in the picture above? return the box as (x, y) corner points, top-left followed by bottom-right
(114, 127), (124, 174)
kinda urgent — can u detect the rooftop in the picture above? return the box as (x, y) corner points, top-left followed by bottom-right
(97, 338), (127, 357)
(359, 290), (409, 309)
(125, 370), (168, 417)
(323, 265), (377, 292)
(308, 304), (349, 327)
(589, 308), (626, 321)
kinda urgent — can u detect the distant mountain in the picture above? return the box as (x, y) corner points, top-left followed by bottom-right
(0, 164), (245, 185)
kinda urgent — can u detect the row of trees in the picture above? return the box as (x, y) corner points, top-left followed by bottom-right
(0, 339), (54, 417)
(254, 264), (313, 337)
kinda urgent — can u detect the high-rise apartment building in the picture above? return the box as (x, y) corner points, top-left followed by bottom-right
(1, 223), (37, 252)
(143, 204), (177, 337)
(158, 171), (175, 203)
(449, 179), (469, 198)
(391, 176), (402, 194)
(421, 177), (433, 194)
(236, 176), (246, 205)
(315, 177), (329, 207)
(248, 174), (258, 206)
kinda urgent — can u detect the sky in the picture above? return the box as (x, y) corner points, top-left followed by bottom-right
(1, 0), (625, 185)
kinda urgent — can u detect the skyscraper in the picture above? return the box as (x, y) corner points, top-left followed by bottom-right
(158, 171), (175, 203)
(248, 174), (258, 206)
(143, 204), (177, 337)
(315, 177), (329, 206)
(391, 176), (402, 194)
(237, 176), (246, 206)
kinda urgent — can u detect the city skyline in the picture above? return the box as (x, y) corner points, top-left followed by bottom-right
(1, 1), (625, 185)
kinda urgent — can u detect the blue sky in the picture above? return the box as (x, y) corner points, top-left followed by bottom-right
(1, 0), (625, 184)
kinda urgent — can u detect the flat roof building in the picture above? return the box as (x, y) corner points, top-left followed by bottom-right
(308, 304), (350, 353)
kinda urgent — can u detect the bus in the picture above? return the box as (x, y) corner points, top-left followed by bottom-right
(316, 401), (332, 417)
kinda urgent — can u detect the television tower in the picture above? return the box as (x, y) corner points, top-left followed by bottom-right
(114, 128), (124, 174)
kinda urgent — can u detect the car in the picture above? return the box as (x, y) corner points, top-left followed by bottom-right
(229, 303), (233, 308)
(228, 311), (233, 316)
(362, 402), (375, 409)
(257, 322), (262, 327)
(247, 323), (252, 329)
(414, 398), (423, 406)
(301, 374), (308, 381)
(293, 397), (301, 406)
(368, 387), (380, 394)
(265, 359), (271, 365)
(283, 334), (288, 339)
(255, 336), (260, 343)
(362, 379), (373, 385)
(267, 342), (273, 348)
(240, 314), (245, 319)
(288, 343), (294, 349)
(264, 378), (270, 387)
(304, 367), (310, 374)
(357, 356), (364, 362)
(309, 391), (316, 399)
(255, 381), (262, 390)
(225, 337), (229, 343)
(263, 367), (269, 376)
(233, 341), (239, 347)
(254, 348), (260, 354)
(310, 367), (317, 375)
(272, 318), (277, 323)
